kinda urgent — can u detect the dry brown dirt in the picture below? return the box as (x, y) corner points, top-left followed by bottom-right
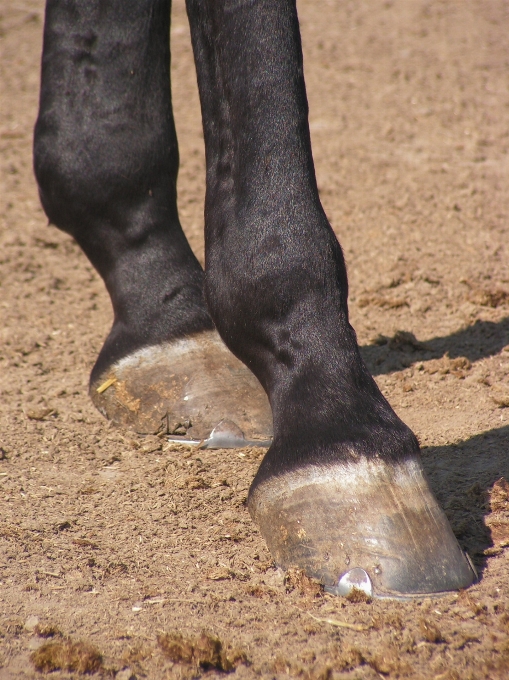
(1, 0), (509, 678)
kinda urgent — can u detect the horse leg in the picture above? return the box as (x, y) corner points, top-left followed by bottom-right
(34, 0), (272, 442)
(186, 0), (475, 597)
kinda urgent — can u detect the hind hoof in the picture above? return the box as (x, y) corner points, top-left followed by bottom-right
(248, 457), (477, 599)
(90, 330), (273, 442)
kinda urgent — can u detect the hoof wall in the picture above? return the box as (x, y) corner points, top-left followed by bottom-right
(90, 331), (273, 442)
(249, 458), (477, 599)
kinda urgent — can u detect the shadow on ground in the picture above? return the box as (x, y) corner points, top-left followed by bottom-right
(361, 316), (509, 375)
(421, 424), (509, 576)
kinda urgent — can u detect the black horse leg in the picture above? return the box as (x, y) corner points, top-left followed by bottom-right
(33, 0), (272, 441)
(186, 0), (475, 597)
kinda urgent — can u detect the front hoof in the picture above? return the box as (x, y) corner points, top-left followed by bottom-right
(248, 457), (476, 599)
(90, 330), (273, 442)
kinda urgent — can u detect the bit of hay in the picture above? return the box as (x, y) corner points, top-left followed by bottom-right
(30, 639), (103, 674)
(388, 330), (426, 351)
(492, 391), (509, 408)
(419, 618), (444, 643)
(371, 612), (404, 631)
(122, 644), (154, 665)
(175, 475), (210, 490)
(329, 646), (365, 672)
(72, 538), (99, 549)
(424, 353), (472, 378)
(96, 377), (117, 394)
(305, 611), (369, 632)
(157, 631), (247, 672)
(34, 623), (62, 638)
(273, 656), (333, 680)
(358, 295), (409, 310)
(245, 584), (278, 600)
(26, 407), (56, 421)
(489, 478), (509, 512)
(468, 288), (509, 308)
(206, 567), (235, 581)
(272, 656), (298, 676)
(368, 649), (412, 675)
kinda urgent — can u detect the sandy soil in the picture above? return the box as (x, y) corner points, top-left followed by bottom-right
(1, 0), (509, 678)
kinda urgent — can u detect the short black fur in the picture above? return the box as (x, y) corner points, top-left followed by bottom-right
(34, 0), (420, 486)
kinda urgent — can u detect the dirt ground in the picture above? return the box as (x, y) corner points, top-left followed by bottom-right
(1, 0), (509, 677)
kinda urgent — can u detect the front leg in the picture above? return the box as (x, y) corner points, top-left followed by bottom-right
(186, 0), (476, 597)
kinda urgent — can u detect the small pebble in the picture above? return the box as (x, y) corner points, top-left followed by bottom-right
(24, 615), (39, 632)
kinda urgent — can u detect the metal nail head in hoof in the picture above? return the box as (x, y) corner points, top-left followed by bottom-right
(167, 419), (272, 449)
(325, 568), (373, 598)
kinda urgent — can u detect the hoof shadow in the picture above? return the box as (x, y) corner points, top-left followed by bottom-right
(421, 424), (509, 579)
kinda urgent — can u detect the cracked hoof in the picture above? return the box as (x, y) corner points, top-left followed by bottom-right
(90, 330), (273, 442)
(248, 458), (477, 599)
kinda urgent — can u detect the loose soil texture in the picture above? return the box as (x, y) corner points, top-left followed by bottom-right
(1, 0), (509, 678)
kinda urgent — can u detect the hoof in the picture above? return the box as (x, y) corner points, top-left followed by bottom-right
(248, 457), (477, 599)
(90, 330), (273, 442)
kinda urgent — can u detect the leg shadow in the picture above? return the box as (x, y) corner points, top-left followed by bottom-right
(361, 316), (509, 376)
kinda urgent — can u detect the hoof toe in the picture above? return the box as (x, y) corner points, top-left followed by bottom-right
(90, 330), (273, 442)
(249, 458), (477, 599)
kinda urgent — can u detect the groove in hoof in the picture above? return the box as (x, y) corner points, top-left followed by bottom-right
(248, 457), (477, 598)
(90, 330), (273, 441)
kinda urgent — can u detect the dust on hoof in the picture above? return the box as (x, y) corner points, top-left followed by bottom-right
(248, 457), (477, 599)
(89, 330), (273, 442)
